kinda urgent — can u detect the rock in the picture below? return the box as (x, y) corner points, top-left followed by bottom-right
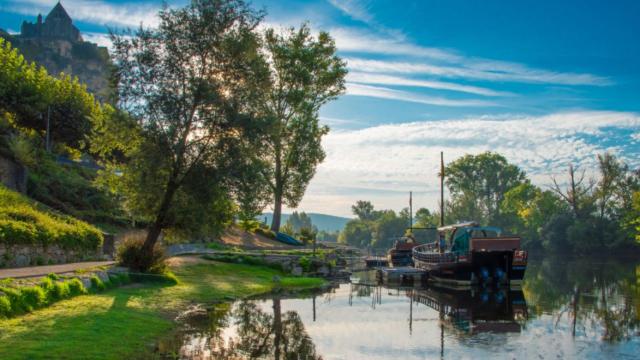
(96, 271), (110, 283)
(291, 266), (303, 276)
(317, 265), (330, 276)
(15, 254), (29, 267)
(80, 277), (92, 290)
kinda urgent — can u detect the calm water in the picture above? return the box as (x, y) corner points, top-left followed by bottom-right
(158, 257), (640, 359)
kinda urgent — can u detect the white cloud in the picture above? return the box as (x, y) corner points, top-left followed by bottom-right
(327, 0), (373, 24)
(346, 58), (612, 86)
(6, 0), (160, 28)
(82, 32), (113, 48)
(331, 27), (459, 61)
(347, 71), (512, 96)
(345, 83), (496, 107)
(289, 111), (640, 216)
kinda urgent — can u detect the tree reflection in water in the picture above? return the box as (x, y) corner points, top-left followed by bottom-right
(176, 298), (321, 360)
(523, 258), (640, 342)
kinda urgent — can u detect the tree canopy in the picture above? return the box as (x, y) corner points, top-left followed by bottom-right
(257, 25), (347, 232)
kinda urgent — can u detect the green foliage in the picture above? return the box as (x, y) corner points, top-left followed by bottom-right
(20, 286), (46, 311)
(0, 184), (103, 251)
(90, 276), (106, 292)
(445, 152), (527, 224)
(298, 255), (312, 272)
(106, 0), (268, 256)
(67, 278), (87, 296)
(0, 295), (10, 318)
(116, 237), (167, 273)
(352, 201), (376, 221)
(339, 218), (373, 248)
(260, 25), (347, 231)
(0, 37), (101, 151)
(255, 227), (277, 240)
(238, 219), (261, 232)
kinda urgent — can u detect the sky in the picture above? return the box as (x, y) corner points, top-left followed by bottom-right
(1, 0), (639, 217)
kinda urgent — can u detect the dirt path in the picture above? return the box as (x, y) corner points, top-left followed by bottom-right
(0, 261), (115, 280)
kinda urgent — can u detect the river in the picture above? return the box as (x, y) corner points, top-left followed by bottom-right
(157, 257), (640, 359)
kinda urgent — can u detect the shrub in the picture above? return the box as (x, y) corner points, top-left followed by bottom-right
(255, 227), (276, 240)
(90, 276), (106, 292)
(0, 295), (10, 317)
(298, 255), (312, 272)
(238, 219), (260, 232)
(0, 185), (104, 252)
(117, 237), (168, 273)
(52, 281), (71, 300)
(0, 287), (22, 314)
(67, 278), (87, 296)
(21, 286), (46, 311)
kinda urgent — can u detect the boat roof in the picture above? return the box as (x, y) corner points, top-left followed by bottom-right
(437, 222), (502, 233)
(437, 221), (479, 231)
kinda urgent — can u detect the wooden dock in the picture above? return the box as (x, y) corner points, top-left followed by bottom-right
(376, 266), (427, 285)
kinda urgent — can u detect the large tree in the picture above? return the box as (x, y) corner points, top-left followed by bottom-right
(109, 0), (267, 268)
(258, 25), (347, 232)
(445, 152), (527, 224)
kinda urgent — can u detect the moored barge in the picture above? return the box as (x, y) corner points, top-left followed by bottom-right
(412, 222), (527, 287)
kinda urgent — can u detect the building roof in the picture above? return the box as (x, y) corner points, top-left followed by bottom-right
(46, 2), (72, 22)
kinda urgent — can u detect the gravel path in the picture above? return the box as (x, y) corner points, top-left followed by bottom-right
(0, 261), (115, 280)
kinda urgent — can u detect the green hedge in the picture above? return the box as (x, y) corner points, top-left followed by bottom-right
(0, 185), (103, 251)
(0, 273), (133, 319)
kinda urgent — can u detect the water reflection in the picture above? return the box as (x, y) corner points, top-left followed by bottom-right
(158, 258), (640, 359)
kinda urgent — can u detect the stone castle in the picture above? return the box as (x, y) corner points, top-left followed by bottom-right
(1, 2), (111, 99)
(20, 2), (83, 43)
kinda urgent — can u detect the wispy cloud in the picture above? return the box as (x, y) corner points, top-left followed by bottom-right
(347, 71), (512, 96)
(291, 111), (640, 216)
(5, 0), (160, 28)
(327, 0), (373, 24)
(345, 83), (496, 107)
(345, 57), (612, 86)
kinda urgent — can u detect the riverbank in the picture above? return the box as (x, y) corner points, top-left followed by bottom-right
(0, 256), (325, 359)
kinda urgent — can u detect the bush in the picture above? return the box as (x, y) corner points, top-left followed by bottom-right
(255, 227), (276, 240)
(21, 286), (46, 311)
(0, 296), (11, 318)
(0, 185), (104, 252)
(52, 281), (71, 300)
(117, 237), (168, 273)
(239, 219), (260, 232)
(67, 278), (87, 296)
(90, 276), (106, 292)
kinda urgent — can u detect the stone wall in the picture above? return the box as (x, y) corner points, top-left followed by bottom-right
(0, 244), (102, 268)
(0, 155), (27, 193)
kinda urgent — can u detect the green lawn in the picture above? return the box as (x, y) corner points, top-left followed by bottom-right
(0, 259), (325, 359)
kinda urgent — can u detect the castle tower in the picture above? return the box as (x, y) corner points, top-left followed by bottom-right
(20, 2), (82, 42)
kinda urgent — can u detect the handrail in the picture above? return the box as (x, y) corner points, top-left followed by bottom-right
(412, 242), (457, 264)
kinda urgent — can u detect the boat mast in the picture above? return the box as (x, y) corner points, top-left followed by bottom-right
(440, 151), (445, 227)
(409, 191), (413, 233)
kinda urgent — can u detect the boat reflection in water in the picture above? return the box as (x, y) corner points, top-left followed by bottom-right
(408, 286), (528, 335)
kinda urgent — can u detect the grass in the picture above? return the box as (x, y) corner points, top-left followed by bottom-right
(0, 259), (325, 359)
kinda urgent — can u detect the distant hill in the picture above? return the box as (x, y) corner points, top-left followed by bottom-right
(260, 213), (351, 233)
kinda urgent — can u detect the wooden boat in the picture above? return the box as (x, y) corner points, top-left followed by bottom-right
(412, 222), (527, 287)
(387, 236), (420, 267)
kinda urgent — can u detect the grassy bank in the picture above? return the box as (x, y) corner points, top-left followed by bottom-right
(0, 258), (325, 359)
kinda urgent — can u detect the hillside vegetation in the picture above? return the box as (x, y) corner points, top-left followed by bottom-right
(0, 185), (103, 252)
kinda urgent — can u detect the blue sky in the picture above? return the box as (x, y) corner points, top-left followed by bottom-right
(1, 0), (639, 216)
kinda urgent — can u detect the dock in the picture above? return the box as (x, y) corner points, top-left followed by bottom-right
(376, 266), (427, 285)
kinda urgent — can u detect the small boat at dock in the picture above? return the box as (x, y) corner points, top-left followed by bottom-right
(412, 222), (527, 287)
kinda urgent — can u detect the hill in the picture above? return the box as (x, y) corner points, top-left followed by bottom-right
(261, 213), (351, 233)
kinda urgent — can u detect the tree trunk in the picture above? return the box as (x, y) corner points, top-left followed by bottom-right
(141, 180), (179, 270)
(271, 190), (283, 232)
(273, 297), (282, 360)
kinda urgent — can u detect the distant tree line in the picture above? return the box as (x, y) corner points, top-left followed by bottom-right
(340, 152), (640, 254)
